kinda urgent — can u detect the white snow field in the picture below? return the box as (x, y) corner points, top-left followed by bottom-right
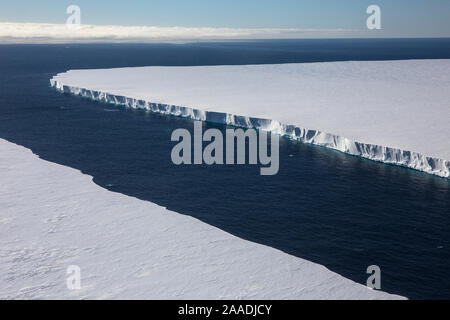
(0, 138), (403, 299)
(51, 60), (450, 178)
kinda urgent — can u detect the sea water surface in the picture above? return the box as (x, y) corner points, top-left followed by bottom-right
(0, 39), (449, 299)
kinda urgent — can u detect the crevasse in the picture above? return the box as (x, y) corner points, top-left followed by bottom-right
(50, 78), (450, 179)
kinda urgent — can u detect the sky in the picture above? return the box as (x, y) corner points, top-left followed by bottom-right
(0, 0), (449, 42)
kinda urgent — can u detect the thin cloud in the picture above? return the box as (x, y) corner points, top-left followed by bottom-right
(0, 22), (359, 43)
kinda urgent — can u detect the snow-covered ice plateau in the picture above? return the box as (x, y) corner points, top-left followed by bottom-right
(51, 60), (450, 178)
(0, 138), (403, 299)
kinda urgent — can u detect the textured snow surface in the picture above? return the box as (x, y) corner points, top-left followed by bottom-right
(51, 60), (450, 178)
(0, 139), (402, 299)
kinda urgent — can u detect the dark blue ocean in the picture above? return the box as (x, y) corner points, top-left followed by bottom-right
(0, 39), (449, 299)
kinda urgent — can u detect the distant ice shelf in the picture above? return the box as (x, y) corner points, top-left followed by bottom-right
(50, 60), (450, 178)
(0, 138), (403, 299)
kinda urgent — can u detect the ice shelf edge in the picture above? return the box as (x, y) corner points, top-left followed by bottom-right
(50, 78), (450, 179)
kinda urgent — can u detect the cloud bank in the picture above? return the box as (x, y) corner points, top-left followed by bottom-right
(0, 22), (358, 43)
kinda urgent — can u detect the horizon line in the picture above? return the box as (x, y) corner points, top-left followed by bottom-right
(3, 21), (448, 44)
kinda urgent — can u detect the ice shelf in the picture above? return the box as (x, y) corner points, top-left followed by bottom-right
(0, 138), (403, 299)
(50, 60), (450, 178)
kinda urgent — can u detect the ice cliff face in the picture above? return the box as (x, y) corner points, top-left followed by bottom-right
(50, 79), (449, 179)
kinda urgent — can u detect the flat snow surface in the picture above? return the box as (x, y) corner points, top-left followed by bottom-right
(52, 60), (450, 161)
(0, 139), (402, 299)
